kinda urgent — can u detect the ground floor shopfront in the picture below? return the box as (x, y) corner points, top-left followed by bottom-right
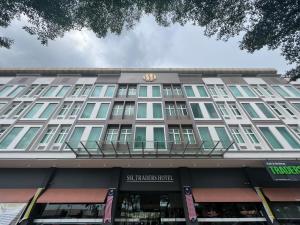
(0, 167), (299, 225)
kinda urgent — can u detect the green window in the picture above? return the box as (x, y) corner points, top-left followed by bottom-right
(198, 127), (214, 149)
(229, 86), (242, 97)
(24, 103), (43, 118)
(68, 127), (84, 149)
(15, 127), (39, 149)
(134, 127), (146, 149)
(81, 103), (95, 118)
(0, 86), (13, 97)
(215, 127), (233, 149)
(39, 103), (57, 119)
(154, 127), (165, 149)
(256, 103), (274, 118)
(276, 127), (300, 149)
(96, 103), (109, 118)
(153, 103), (162, 118)
(273, 86), (290, 97)
(286, 86), (300, 97)
(137, 103), (147, 118)
(242, 103), (259, 118)
(43, 86), (57, 97)
(204, 103), (219, 118)
(293, 103), (300, 112)
(152, 86), (161, 97)
(8, 86), (25, 97)
(259, 127), (283, 149)
(241, 86), (256, 97)
(104, 86), (115, 97)
(139, 86), (147, 97)
(184, 86), (195, 97)
(86, 127), (102, 150)
(197, 86), (208, 97)
(56, 86), (70, 97)
(191, 103), (203, 118)
(91, 86), (103, 97)
(0, 127), (22, 149)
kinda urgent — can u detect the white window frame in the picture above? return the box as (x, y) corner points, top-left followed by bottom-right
(271, 85), (300, 98)
(112, 104), (124, 116)
(240, 102), (278, 120)
(183, 85), (209, 98)
(138, 85), (162, 98)
(190, 102), (221, 120)
(134, 125), (166, 150)
(136, 102), (164, 120)
(168, 128), (181, 144)
(228, 85), (258, 98)
(124, 103), (135, 116)
(79, 102), (110, 120)
(41, 85), (71, 98)
(0, 85), (25, 98)
(21, 102), (59, 120)
(90, 85), (116, 98)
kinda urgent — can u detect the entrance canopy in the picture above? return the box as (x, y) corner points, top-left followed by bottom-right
(0, 188), (36, 203)
(37, 188), (107, 203)
(263, 188), (300, 201)
(192, 188), (261, 202)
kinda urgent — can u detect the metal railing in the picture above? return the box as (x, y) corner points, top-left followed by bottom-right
(65, 140), (235, 158)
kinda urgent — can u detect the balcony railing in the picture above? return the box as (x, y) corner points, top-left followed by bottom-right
(65, 140), (235, 158)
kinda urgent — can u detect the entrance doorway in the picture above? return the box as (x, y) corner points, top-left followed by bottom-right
(115, 192), (185, 225)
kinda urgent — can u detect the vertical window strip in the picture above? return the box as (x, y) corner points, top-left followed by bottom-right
(15, 127), (40, 149)
(259, 127), (283, 149)
(276, 127), (300, 149)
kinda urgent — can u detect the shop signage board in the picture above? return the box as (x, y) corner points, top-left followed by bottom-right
(266, 161), (300, 181)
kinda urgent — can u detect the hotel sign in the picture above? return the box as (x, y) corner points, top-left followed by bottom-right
(266, 161), (300, 181)
(126, 174), (174, 183)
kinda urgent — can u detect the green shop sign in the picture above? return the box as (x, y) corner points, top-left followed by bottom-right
(266, 161), (300, 181)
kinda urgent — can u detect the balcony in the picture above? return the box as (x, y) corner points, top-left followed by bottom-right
(65, 140), (235, 159)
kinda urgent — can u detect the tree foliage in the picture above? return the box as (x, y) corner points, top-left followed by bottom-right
(0, 0), (299, 78)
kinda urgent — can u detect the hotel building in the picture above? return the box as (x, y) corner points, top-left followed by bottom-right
(0, 68), (299, 225)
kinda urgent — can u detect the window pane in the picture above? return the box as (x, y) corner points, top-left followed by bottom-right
(96, 103), (109, 119)
(204, 103), (219, 118)
(191, 103), (203, 118)
(56, 86), (70, 97)
(81, 103), (95, 118)
(152, 86), (161, 97)
(293, 103), (300, 112)
(215, 127), (233, 149)
(273, 86), (290, 97)
(139, 86), (147, 97)
(241, 86), (256, 97)
(68, 127), (84, 148)
(43, 86), (57, 97)
(256, 103), (274, 118)
(276, 127), (300, 149)
(153, 103), (162, 118)
(197, 86), (208, 97)
(91, 86), (102, 97)
(154, 127), (165, 149)
(135, 127), (146, 148)
(198, 127), (214, 149)
(242, 103), (259, 118)
(229, 86), (242, 97)
(184, 86), (195, 97)
(286, 86), (300, 97)
(8, 86), (25, 97)
(259, 127), (283, 149)
(105, 86), (115, 97)
(0, 86), (13, 97)
(86, 127), (102, 149)
(39, 103), (57, 119)
(15, 127), (39, 149)
(0, 127), (22, 149)
(24, 103), (43, 118)
(137, 103), (147, 118)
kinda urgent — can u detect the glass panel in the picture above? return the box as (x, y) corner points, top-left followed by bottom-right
(154, 127), (165, 149)
(43, 86), (57, 97)
(183, 129), (196, 144)
(54, 126), (69, 144)
(8, 86), (25, 97)
(86, 127), (102, 149)
(139, 86), (147, 97)
(273, 86), (290, 97)
(40, 127), (56, 144)
(293, 103), (300, 112)
(242, 103), (259, 118)
(191, 103), (203, 118)
(256, 103), (275, 118)
(244, 127), (259, 144)
(204, 103), (219, 118)
(24, 103), (43, 118)
(198, 127), (214, 149)
(286, 86), (300, 97)
(259, 127), (283, 149)
(97, 103), (109, 118)
(137, 103), (147, 118)
(119, 128), (132, 144)
(152, 86), (161, 97)
(39, 103), (57, 119)
(276, 127), (300, 149)
(104, 86), (115, 97)
(0, 86), (13, 96)
(241, 86), (256, 97)
(134, 127), (146, 148)
(56, 86), (70, 97)
(197, 86), (208, 97)
(184, 86), (195, 97)
(215, 127), (233, 149)
(168, 128), (181, 144)
(91, 85), (102, 97)
(80, 103), (95, 118)
(229, 86), (242, 97)
(15, 127), (40, 149)
(153, 103), (162, 118)
(0, 127), (22, 149)
(68, 127), (84, 148)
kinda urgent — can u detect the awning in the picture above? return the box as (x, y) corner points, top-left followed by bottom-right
(192, 188), (261, 202)
(262, 188), (300, 202)
(0, 189), (37, 203)
(37, 188), (107, 203)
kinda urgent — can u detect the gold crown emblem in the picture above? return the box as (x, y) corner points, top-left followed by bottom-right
(143, 73), (157, 82)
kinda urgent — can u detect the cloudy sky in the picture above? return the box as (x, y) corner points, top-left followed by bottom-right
(0, 15), (292, 74)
